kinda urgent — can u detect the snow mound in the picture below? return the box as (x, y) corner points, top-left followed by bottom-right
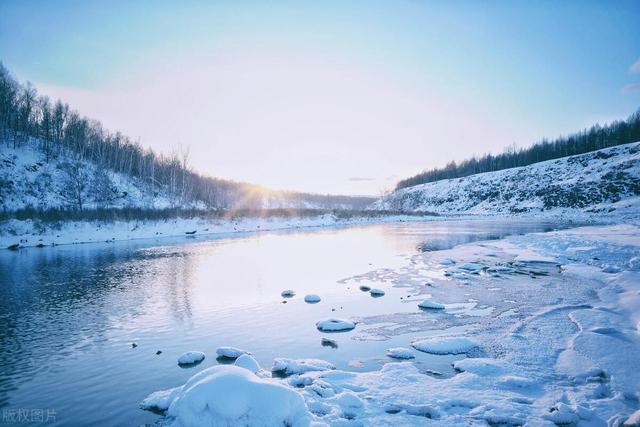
(154, 365), (311, 427)
(316, 318), (356, 332)
(177, 351), (205, 365)
(386, 347), (415, 359)
(234, 354), (261, 373)
(141, 386), (182, 412)
(304, 294), (321, 303)
(418, 299), (445, 310)
(412, 337), (478, 355)
(216, 346), (249, 359)
(272, 358), (335, 375)
(281, 289), (296, 298)
(370, 288), (385, 296)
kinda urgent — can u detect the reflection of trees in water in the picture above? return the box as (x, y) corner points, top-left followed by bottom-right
(0, 241), (196, 407)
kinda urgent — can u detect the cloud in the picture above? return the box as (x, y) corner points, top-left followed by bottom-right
(630, 58), (640, 74)
(348, 177), (375, 182)
(622, 83), (640, 93)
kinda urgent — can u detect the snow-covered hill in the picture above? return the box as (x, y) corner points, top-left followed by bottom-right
(0, 139), (373, 212)
(373, 142), (640, 215)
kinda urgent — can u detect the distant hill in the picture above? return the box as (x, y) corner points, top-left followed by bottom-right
(372, 142), (640, 215)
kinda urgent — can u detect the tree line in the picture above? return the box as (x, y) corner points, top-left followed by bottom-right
(396, 110), (640, 190)
(0, 63), (370, 211)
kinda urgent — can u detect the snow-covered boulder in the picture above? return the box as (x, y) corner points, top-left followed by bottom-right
(412, 337), (478, 355)
(316, 318), (356, 332)
(386, 347), (415, 359)
(418, 299), (445, 310)
(216, 346), (249, 359)
(271, 358), (335, 375)
(233, 354), (261, 373)
(370, 288), (385, 297)
(304, 294), (321, 303)
(177, 351), (205, 365)
(145, 365), (312, 427)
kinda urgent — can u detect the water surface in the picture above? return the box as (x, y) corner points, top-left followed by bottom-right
(0, 218), (574, 426)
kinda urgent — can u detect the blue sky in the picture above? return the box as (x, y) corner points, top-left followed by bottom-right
(1, 0), (639, 194)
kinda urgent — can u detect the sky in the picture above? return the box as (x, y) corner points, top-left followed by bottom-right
(1, 0), (639, 195)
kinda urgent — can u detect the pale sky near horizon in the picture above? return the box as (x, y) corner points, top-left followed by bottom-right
(1, 0), (639, 195)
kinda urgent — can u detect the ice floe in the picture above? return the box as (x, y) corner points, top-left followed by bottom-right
(177, 351), (205, 366)
(369, 288), (385, 297)
(315, 318), (356, 332)
(385, 347), (415, 359)
(215, 346), (248, 359)
(411, 337), (478, 354)
(303, 294), (321, 303)
(418, 299), (445, 310)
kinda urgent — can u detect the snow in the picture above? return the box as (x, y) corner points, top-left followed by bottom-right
(315, 318), (356, 332)
(369, 288), (385, 296)
(215, 346), (248, 359)
(411, 337), (479, 354)
(177, 351), (205, 365)
(303, 294), (321, 303)
(271, 358), (335, 375)
(373, 141), (640, 216)
(145, 365), (312, 427)
(417, 299), (445, 310)
(234, 354), (261, 373)
(385, 347), (415, 359)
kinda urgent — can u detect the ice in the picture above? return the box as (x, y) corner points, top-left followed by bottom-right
(271, 358), (335, 375)
(602, 264), (622, 273)
(177, 351), (205, 365)
(417, 299), (445, 310)
(281, 289), (296, 298)
(455, 262), (485, 273)
(215, 346), (248, 359)
(234, 354), (261, 373)
(385, 347), (414, 359)
(144, 365), (312, 427)
(315, 318), (356, 332)
(452, 358), (508, 376)
(369, 288), (385, 296)
(411, 337), (478, 354)
(140, 386), (182, 412)
(439, 258), (456, 265)
(303, 294), (321, 303)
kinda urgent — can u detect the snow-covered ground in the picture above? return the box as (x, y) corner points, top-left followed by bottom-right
(374, 142), (640, 216)
(0, 213), (433, 249)
(142, 222), (640, 426)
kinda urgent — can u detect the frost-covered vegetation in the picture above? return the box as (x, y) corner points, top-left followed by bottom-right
(375, 142), (640, 215)
(396, 110), (640, 190)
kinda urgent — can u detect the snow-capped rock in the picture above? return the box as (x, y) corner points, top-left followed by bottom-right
(177, 351), (205, 365)
(418, 299), (445, 310)
(411, 337), (478, 354)
(271, 358), (335, 375)
(303, 294), (321, 303)
(385, 347), (415, 359)
(316, 318), (356, 332)
(215, 346), (249, 359)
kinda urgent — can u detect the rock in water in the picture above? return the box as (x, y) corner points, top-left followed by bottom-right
(178, 351), (206, 365)
(316, 318), (356, 332)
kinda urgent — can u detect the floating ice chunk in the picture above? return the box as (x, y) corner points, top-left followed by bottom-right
(412, 337), (478, 355)
(386, 347), (415, 359)
(601, 264), (622, 273)
(177, 351), (205, 365)
(271, 358), (335, 375)
(148, 365), (311, 427)
(281, 289), (296, 298)
(316, 318), (356, 332)
(418, 299), (445, 310)
(304, 294), (321, 303)
(452, 358), (508, 376)
(234, 354), (261, 373)
(439, 258), (456, 265)
(216, 346), (248, 359)
(370, 288), (385, 297)
(140, 386), (182, 411)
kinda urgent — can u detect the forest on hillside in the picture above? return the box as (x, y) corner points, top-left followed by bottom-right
(396, 110), (640, 190)
(0, 63), (372, 211)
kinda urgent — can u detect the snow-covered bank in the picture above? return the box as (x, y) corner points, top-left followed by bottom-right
(0, 213), (434, 249)
(374, 141), (640, 216)
(142, 222), (640, 426)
